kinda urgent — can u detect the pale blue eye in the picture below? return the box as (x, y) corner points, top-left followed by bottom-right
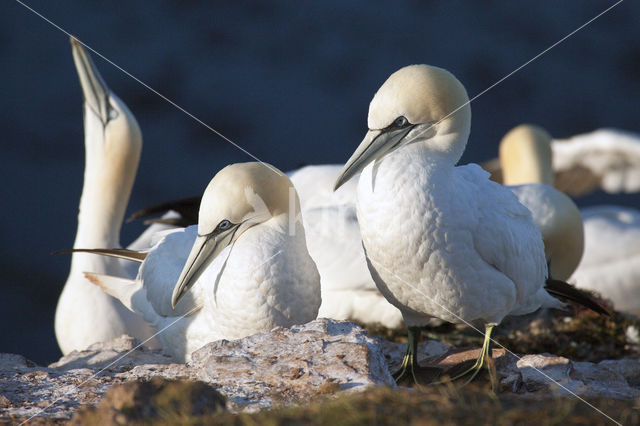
(394, 116), (408, 127)
(217, 220), (231, 230)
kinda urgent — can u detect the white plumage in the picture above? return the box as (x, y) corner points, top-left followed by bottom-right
(288, 165), (403, 327)
(499, 124), (584, 281)
(572, 206), (640, 315)
(55, 39), (157, 354)
(88, 162), (321, 362)
(334, 64), (563, 381)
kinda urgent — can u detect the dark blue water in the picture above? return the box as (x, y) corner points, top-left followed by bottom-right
(1, 0), (638, 364)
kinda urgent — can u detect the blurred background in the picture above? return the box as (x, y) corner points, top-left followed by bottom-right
(1, 0), (638, 364)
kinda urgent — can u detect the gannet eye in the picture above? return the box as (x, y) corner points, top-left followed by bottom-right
(393, 116), (409, 128)
(108, 106), (119, 121)
(217, 219), (231, 231)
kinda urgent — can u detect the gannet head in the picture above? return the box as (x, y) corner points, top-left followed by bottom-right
(171, 162), (297, 307)
(500, 124), (554, 186)
(335, 64), (471, 190)
(72, 38), (141, 190)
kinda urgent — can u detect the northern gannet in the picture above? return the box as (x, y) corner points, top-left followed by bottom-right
(127, 164), (404, 328)
(333, 64), (608, 383)
(82, 162), (322, 362)
(55, 39), (158, 354)
(571, 205), (640, 315)
(499, 124), (584, 281)
(498, 125), (640, 313)
(484, 128), (640, 198)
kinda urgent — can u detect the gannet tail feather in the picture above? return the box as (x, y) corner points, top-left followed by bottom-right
(126, 196), (200, 225)
(84, 272), (139, 312)
(54, 248), (147, 262)
(545, 278), (611, 316)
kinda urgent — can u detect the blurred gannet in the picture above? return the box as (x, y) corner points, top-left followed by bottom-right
(333, 64), (608, 383)
(499, 124), (584, 281)
(484, 128), (640, 198)
(82, 162), (321, 362)
(55, 39), (158, 354)
(498, 125), (640, 313)
(571, 206), (640, 314)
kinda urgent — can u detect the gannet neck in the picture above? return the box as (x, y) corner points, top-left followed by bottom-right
(500, 124), (554, 186)
(73, 96), (142, 253)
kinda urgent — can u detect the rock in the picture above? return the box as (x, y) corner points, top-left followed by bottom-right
(71, 378), (226, 425)
(499, 353), (640, 399)
(189, 318), (395, 411)
(2, 319), (639, 422)
(50, 335), (174, 371)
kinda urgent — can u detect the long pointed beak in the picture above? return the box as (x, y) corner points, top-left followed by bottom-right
(71, 37), (110, 124)
(171, 227), (237, 308)
(334, 126), (414, 191)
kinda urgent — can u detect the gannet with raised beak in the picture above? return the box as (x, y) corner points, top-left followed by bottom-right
(333, 65), (608, 383)
(499, 124), (584, 281)
(82, 162), (321, 362)
(55, 39), (157, 354)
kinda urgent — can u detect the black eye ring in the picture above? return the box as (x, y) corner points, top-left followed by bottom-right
(217, 220), (231, 230)
(394, 116), (408, 128)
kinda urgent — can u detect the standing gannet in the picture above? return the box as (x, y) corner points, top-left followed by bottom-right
(333, 65), (608, 383)
(499, 124), (584, 281)
(55, 39), (158, 354)
(82, 162), (321, 362)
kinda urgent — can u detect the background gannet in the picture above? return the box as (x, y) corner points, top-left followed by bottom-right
(334, 64), (608, 383)
(497, 124), (640, 313)
(499, 124), (584, 281)
(570, 206), (640, 314)
(82, 162), (321, 362)
(128, 164), (404, 328)
(484, 128), (640, 198)
(54, 39), (158, 354)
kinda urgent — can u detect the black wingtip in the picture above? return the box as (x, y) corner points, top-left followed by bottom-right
(545, 278), (612, 317)
(126, 196), (201, 225)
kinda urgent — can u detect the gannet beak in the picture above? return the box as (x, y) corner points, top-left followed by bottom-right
(171, 225), (239, 308)
(71, 37), (110, 125)
(334, 126), (415, 191)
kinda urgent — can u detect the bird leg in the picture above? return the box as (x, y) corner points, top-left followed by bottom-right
(438, 324), (496, 387)
(393, 326), (421, 384)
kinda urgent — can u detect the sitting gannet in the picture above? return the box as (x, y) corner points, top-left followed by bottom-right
(499, 124), (584, 281)
(498, 125), (640, 313)
(128, 164), (404, 328)
(82, 162), (321, 362)
(55, 39), (158, 354)
(571, 206), (640, 315)
(484, 128), (640, 198)
(333, 64), (608, 383)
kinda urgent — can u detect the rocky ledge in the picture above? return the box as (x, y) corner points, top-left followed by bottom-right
(1, 318), (639, 423)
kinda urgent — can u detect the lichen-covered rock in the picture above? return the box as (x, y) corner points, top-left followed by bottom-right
(189, 318), (395, 411)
